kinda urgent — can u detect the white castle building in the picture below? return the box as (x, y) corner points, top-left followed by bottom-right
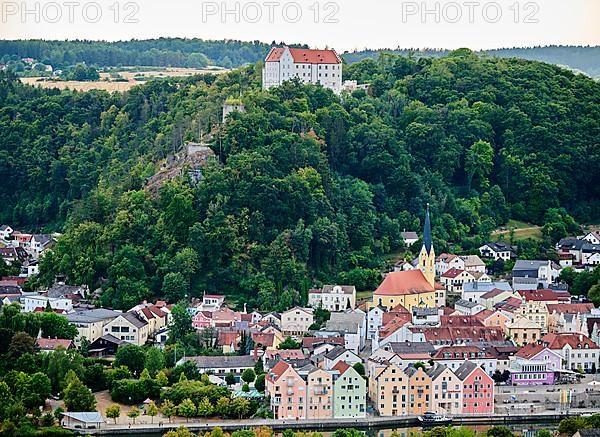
(262, 46), (342, 93)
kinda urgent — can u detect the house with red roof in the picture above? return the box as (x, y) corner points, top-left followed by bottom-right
(435, 253), (465, 276)
(509, 342), (561, 385)
(440, 268), (476, 294)
(432, 345), (498, 376)
(540, 333), (600, 372)
(36, 338), (74, 352)
(266, 361), (307, 419)
(263, 46), (342, 93)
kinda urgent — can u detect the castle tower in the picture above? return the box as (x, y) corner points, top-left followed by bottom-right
(418, 204), (436, 288)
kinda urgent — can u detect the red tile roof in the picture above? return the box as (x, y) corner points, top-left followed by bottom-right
(331, 360), (351, 374)
(217, 331), (239, 347)
(481, 288), (507, 299)
(379, 315), (411, 339)
(517, 289), (571, 302)
(515, 342), (547, 359)
(436, 253), (458, 262)
(441, 268), (465, 279)
(265, 47), (341, 64)
(546, 303), (595, 314)
(542, 333), (599, 350)
(412, 326), (505, 344)
(264, 349), (305, 361)
(252, 332), (275, 347)
(433, 345), (495, 360)
(266, 360), (290, 383)
(382, 311), (412, 326)
(301, 336), (344, 348)
(440, 315), (485, 327)
(374, 270), (434, 296)
(36, 338), (73, 350)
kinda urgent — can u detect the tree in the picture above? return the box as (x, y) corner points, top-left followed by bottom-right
(277, 336), (301, 350)
(146, 400), (158, 423)
(156, 370), (169, 387)
(115, 345), (146, 376)
(160, 399), (176, 423)
(241, 368), (255, 384)
(242, 383), (250, 392)
(165, 427), (197, 437)
(352, 362), (366, 376)
(140, 368), (151, 380)
(106, 404), (121, 424)
(197, 397), (214, 417)
(487, 426), (514, 437)
(8, 332), (36, 359)
(162, 272), (189, 303)
(254, 374), (266, 392)
(63, 378), (96, 411)
(465, 140), (494, 191)
(254, 359), (264, 375)
(225, 372), (236, 386)
(127, 406), (141, 424)
(144, 347), (165, 377)
(169, 304), (193, 343)
(177, 398), (197, 422)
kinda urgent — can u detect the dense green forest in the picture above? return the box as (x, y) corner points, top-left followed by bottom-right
(343, 46), (600, 78)
(0, 38), (274, 69)
(1, 49), (599, 310)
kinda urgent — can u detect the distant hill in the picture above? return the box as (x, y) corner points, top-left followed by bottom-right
(1, 39), (598, 77)
(341, 46), (600, 78)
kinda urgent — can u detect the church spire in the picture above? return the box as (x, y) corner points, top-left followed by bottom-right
(423, 203), (432, 255)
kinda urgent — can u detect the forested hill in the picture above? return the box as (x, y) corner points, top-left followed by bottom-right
(0, 38), (274, 68)
(343, 46), (600, 78)
(1, 39), (599, 76)
(1, 50), (599, 310)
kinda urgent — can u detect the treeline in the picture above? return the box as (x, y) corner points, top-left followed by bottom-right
(0, 38), (273, 69)
(342, 45), (600, 78)
(2, 50), (599, 309)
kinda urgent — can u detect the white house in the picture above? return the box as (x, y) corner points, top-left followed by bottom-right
(262, 46), (342, 93)
(400, 231), (419, 247)
(367, 305), (385, 340)
(542, 333), (600, 372)
(454, 299), (485, 316)
(512, 260), (557, 289)
(462, 281), (513, 303)
(308, 285), (356, 311)
(103, 312), (150, 346)
(582, 232), (600, 245)
(0, 225), (14, 240)
(325, 310), (366, 353)
(323, 346), (362, 370)
(281, 307), (314, 336)
(440, 268), (476, 294)
(460, 255), (486, 274)
(479, 242), (515, 261)
(22, 295), (73, 313)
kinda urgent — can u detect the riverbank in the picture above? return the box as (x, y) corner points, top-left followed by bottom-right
(72, 409), (598, 435)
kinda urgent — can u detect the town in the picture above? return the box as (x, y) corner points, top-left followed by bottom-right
(1, 45), (600, 437)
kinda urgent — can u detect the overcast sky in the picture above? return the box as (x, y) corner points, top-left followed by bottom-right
(1, 0), (599, 51)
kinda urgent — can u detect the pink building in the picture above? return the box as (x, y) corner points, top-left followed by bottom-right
(192, 311), (211, 329)
(455, 361), (494, 415)
(266, 361), (306, 420)
(306, 368), (333, 419)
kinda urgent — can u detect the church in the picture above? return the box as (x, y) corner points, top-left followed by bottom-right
(371, 206), (442, 311)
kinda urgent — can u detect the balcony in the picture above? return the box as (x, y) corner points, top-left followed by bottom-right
(314, 386), (328, 395)
(272, 397), (281, 406)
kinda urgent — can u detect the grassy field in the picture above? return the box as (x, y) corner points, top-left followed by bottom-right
(491, 219), (543, 242)
(20, 67), (228, 92)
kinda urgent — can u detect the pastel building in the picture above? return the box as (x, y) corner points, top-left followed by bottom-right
(372, 363), (409, 416)
(455, 361), (494, 415)
(332, 361), (367, 418)
(428, 364), (463, 415)
(405, 366), (432, 415)
(266, 361), (306, 420)
(510, 343), (561, 385)
(306, 368), (333, 419)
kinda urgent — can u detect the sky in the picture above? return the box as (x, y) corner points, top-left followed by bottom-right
(0, 0), (599, 51)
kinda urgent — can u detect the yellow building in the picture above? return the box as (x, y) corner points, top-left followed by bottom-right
(372, 206), (436, 311)
(506, 316), (542, 346)
(372, 363), (409, 416)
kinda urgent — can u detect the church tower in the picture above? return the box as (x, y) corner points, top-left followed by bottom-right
(418, 204), (436, 288)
